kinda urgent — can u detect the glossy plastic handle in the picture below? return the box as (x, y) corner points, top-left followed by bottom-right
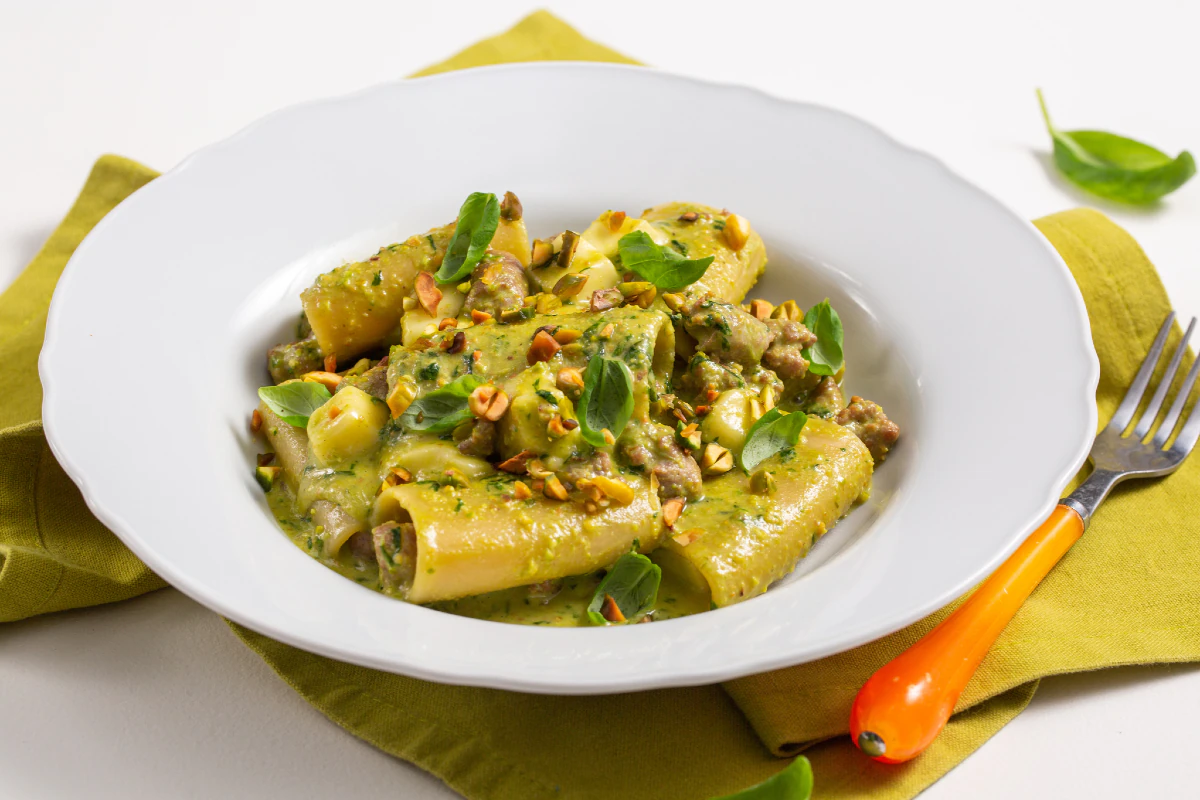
(849, 504), (1084, 763)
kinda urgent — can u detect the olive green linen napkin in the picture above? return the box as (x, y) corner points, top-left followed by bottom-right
(4, 10), (1199, 799)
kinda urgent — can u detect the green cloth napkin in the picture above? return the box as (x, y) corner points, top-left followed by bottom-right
(4, 11), (1198, 799)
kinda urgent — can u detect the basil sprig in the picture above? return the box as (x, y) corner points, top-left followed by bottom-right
(399, 374), (481, 432)
(1038, 90), (1195, 204)
(577, 356), (634, 447)
(739, 408), (808, 472)
(435, 192), (500, 284)
(801, 299), (843, 377)
(711, 756), (813, 800)
(617, 230), (714, 292)
(586, 552), (661, 625)
(258, 382), (332, 427)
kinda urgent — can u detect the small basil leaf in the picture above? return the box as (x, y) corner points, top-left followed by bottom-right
(739, 408), (808, 473)
(617, 230), (714, 292)
(1038, 90), (1196, 204)
(435, 192), (501, 284)
(801, 299), (843, 377)
(586, 553), (661, 625)
(258, 382), (332, 427)
(399, 374), (481, 432)
(577, 356), (634, 447)
(710, 756), (813, 800)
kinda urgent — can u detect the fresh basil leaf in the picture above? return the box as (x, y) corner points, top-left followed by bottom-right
(435, 192), (501, 284)
(586, 552), (661, 625)
(801, 299), (843, 377)
(739, 408), (808, 473)
(258, 382), (332, 427)
(617, 230), (714, 292)
(399, 374), (481, 432)
(577, 356), (634, 447)
(1037, 90), (1196, 204)
(711, 756), (813, 800)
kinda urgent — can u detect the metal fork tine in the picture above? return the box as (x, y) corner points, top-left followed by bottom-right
(1134, 317), (1197, 439)
(1155, 349), (1200, 450)
(1109, 311), (1175, 433)
(1170, 392), (1200, 456)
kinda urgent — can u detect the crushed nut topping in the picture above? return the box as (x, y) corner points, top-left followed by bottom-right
(442, 330), (467, 354)
(749, 299), (774, 320)
(678, 211), (699, 222)
(530, 238), (554, 268)
(557, 367), (585, 392)
(672, 528), (705, 547)
(470, 309), (493, 324)
(723, 213), (751, 251)
(607, 210), (627, 231)
(468, 385), (509, 421)
(250, 408), (263, 433)
(512, 480), (533, 500)
(543, 475), (569, 501)
(387, 376), (418, 418)
(662, 497), (685, 527)
(553, 273), (588, 298)
(497, 449), (536, 474)
(500, 190), (523, 221)
(527, 330), (562, 364)
(699, 443), (734, 475)
(415, 271), (442, 316)
(438, 317), (458, 331)
(301, 371), (342, 391)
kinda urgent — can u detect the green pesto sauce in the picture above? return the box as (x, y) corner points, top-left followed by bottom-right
(431, 563), (709, 626)
(266, 480), (710, 626)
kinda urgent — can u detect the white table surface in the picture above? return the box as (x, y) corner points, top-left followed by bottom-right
(2, 1), (1198, 797)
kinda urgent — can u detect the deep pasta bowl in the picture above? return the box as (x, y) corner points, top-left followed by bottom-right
(40, 63), (1098, 693)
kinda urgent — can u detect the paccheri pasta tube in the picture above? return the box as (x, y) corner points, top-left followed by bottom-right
(657, 417), (873, 607)
(371, 475), (663, 604)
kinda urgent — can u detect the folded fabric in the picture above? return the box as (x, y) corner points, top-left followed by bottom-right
(3, 10), (1197, 800)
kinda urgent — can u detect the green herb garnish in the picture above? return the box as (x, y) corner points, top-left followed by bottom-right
(399, 374), (481, 433)
(577, 356), (634, 447)
(1037, 90), (1195, 204)
(739, 408), (808, 472)
(371, 270), (382, 286)
(617, 230), (714, 292)
(435, 192), (500, 284)
(586, 553), (661, 625)
(710, 756), (813, 800)
(801, 299), (843, 377)
(257, 382), (332, 427)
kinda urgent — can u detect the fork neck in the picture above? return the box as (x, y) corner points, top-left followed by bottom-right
(1061, 468), (1124, 528)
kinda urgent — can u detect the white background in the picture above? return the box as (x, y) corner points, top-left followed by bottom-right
(2, 1), (1198, 797)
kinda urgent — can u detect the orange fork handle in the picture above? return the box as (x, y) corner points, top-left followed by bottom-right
(849, 504), (1084, 763)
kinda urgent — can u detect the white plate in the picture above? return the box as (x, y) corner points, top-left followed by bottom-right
(40, 63), (1097, 694)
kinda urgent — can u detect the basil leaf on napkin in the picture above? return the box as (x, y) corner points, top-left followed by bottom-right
(1037, 90), (1195, 204)
(801, 299), (843, 377)
(617, 230), (714, 291)
(436, 192), (501, 284)
(739, 408), (808, 472)
(711, 756), (814, 800)
(258, 382), (332, 427)
(587, 552), (661, 625)
(399, 374), (481, 432)
(577, 356), (634, 447)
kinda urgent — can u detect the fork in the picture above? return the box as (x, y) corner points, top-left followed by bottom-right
(848, 311), (1200, 763)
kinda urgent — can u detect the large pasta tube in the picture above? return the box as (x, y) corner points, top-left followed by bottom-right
(640, 202), (766, 303)
(371, 476), (663, 603)
(658, 417), (872, 607)
(301, 213), (530, 361)
(387, 306), (676, 414)
(258, 403), (308, 491)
